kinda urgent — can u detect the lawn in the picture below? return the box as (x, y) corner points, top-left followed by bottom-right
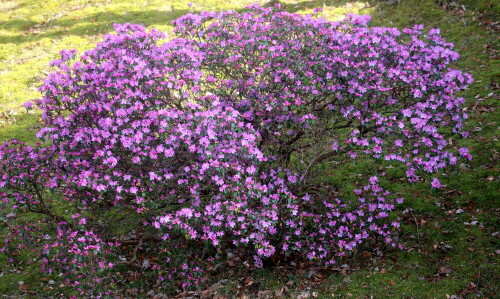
(0, 0), (498, 297)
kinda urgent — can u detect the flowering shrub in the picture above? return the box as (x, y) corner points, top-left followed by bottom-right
(174, 4), (473, 178)
(0, 4), (472, 295)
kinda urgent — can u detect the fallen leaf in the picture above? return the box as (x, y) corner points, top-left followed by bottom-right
(314, 273), (324, 282)
(201, 289), (212, 298)
(438, 266), (453, 275)
(257, 290), (272, 298)
(18, 284), (28, 291)
(242, 276), (253, 286)
(275, 287), (285, 297)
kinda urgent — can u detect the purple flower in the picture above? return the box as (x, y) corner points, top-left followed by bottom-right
(431, 178), (442, 188)
(23, 101), (33, 111)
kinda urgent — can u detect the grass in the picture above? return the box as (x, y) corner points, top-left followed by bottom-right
(0, 0), (498, 297)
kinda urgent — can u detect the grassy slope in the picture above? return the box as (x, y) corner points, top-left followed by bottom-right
(0, 0), (498, 297)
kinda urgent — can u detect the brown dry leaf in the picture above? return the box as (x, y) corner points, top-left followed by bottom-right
(389, 280), (395, 286)
(177, 291), (187, 298)
(242, 276), (254, 286)
(275, 288), (285, 297)
(201, 289), (212, 299)
(438, 266), (453, 275)
(314, 273), (325, 282)
(257, 290), (272, 298)
(18, 284), (29, 291)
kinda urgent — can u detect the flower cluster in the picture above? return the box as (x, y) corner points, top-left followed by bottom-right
(174, 5), (472, 180)
(0, 140), (57, 208)
(0, 4), (472, 295)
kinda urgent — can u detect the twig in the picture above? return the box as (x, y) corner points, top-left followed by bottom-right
(476, 267), (481, 297)
(409, 209), (422, 247)
(129, 237), (143, 264)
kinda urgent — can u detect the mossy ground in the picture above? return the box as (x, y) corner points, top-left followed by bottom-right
(0, 0), (498, 297)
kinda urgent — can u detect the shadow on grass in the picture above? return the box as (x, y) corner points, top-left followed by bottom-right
(0, 9), (189, 44)
(266, 0), (362, 13)
(0, 0), (365, 45)
(0, 19), (38, 32)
